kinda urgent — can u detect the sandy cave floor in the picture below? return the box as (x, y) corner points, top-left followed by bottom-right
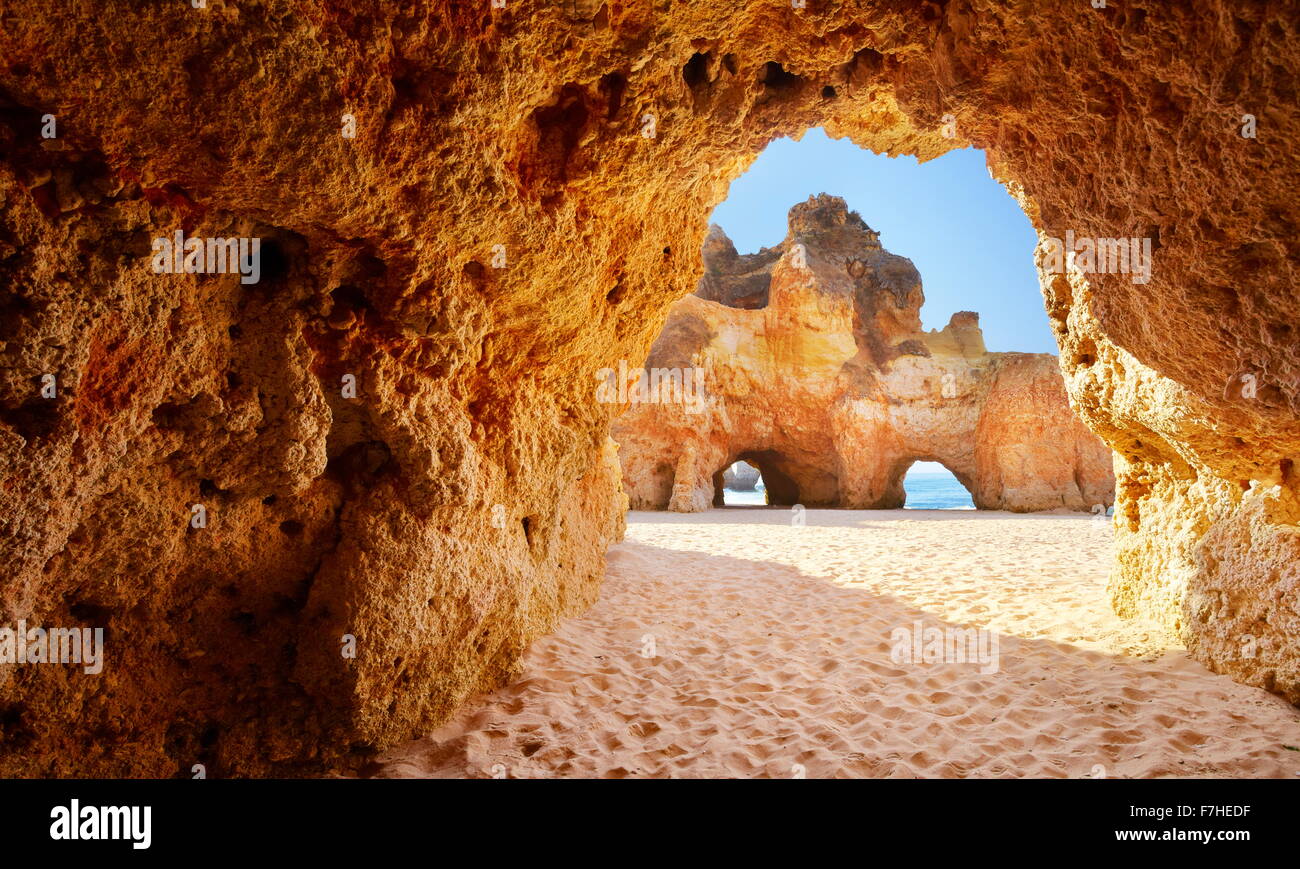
(371, 510), (1300, 779)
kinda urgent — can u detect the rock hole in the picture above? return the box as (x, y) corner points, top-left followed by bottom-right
(759, 61), (801, 93)
(462, 260), (488, 294)
(151, 401), (185, 428)
(0, 288), (36, 341)
(0, 704), (37, 750)
(68, 602), (113, 643)
(531, 85), (590, 190)
(1074, 340), (1097, 367)
(69, 601), (112, 623)
(255, 238), (290, 284)
(329, 284), (369, 328)
(598, 71), (627, 120)
(330, 283), (371, 313)
(278, 519), (304, 537)
(683, 52), (710, 89)
(845, 47), (885, 78)
(198, 478), (226, 497)
(0, 398), (60, 442)
(327, 440), (394, 485)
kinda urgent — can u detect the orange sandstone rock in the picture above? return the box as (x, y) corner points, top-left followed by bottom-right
(0, 0), (1295, 775)
(612, 195), (1115, 513)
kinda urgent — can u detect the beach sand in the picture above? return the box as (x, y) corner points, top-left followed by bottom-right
(372, 509), (1300, 778)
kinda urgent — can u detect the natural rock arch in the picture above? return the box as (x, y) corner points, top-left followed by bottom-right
(731, 450), (804, 507)
(613, 196), (1115, 513)
(889, 458), (976, 510)
(0, 2), (1294, 775)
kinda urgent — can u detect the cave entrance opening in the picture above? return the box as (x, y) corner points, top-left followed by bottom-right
(716, 460), (766, 506)
(614, 128), (1113, 516)
(900, 460), (976, 510)
(706, 128), (1055, 356)
(709, 451), (801, 508)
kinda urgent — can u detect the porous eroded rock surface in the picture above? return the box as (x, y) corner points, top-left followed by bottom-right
(0, 1), (1296, 775)
(613, 196), (1115, 513)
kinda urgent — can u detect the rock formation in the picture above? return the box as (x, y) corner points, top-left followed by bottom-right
(613, 196), (1115, 513)
(722, 462), (761, 492)
(0, 1), (1295, 776)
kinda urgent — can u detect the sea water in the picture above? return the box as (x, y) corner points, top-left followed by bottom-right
(899, 472), (975, 510)
(721, 472), (974, 509)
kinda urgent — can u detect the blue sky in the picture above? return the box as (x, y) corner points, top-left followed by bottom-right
(709, 128), (1056, 355)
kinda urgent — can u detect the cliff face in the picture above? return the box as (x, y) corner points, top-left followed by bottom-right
(0, 1), (1296, 775)
(613, 195), (1115, 513)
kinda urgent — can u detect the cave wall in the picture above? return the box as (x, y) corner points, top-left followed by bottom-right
(0, 0), (1295, 775)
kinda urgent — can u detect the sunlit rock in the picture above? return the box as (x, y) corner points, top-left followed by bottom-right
(0, 1), (1295, 776)
(613, 195), (1115, 513)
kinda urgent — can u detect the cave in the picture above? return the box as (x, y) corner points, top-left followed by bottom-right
(0, 2), (1295, 777)
(898, 460), (976, 511)
(736, 451), (804, 507)
(713, 453), (803, 507)
(613, 191), (1115, 515)
(715, 460), (760, 506)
